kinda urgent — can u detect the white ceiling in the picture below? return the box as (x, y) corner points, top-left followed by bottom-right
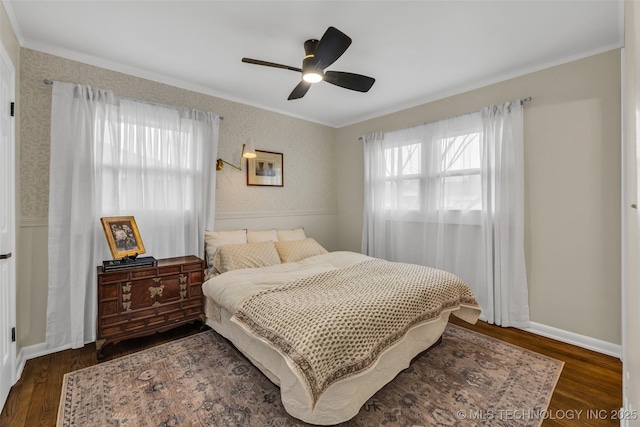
(4, 0), (624, 127)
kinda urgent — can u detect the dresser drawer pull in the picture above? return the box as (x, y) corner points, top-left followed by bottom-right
(149, 284), (165, 299)
(122, 282), (132, 311)
(179, 275), (188, 300)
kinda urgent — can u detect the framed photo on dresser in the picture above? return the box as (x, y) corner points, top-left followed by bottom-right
(100, 216), (146, 259)
(247, 150), (283, 187)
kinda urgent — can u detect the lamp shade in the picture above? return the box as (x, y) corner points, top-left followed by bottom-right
(243, 140), (257, 158)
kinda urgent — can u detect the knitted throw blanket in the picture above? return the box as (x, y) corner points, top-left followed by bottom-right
(232, 259), (480, 405)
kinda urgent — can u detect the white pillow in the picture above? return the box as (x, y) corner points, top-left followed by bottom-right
(276, 227), (306, 241)
(204, 229), (247, 274)
(247, 229), (279, 243)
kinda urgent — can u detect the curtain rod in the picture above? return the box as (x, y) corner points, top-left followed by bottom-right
(358, 96), (532, 140)
(43, 79), (224, 119)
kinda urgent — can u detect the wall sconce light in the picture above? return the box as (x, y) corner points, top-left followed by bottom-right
(216, 140), (257, 171)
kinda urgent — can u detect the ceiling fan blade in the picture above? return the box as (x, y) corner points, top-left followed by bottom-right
(323, 71), (375, 92)
(242, 57), (301, 73)
(313, 27), (352, 70)
(288, 81), (312, 100)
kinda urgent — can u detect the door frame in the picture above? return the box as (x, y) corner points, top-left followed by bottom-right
(0, 39), (16, 414)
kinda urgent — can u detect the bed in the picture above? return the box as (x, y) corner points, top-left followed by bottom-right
(201, 229), (481, 425)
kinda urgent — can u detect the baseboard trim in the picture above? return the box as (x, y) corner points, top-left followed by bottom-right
(15, 341), (77, 382)
(16, 342), (46, 381)
(523, 321), (622, 359)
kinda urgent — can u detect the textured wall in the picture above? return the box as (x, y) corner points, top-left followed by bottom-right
(336, 50), (622, 346)
(17, 48), (337, 348)
(19, 48), (337, 221)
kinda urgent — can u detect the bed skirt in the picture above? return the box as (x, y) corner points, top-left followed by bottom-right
(204, 297), (453, 425)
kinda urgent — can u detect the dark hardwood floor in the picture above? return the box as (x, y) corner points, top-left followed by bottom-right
(0, 323), (204, 427)
(449, 317), (623, 427)
(0, 319), (622, 427)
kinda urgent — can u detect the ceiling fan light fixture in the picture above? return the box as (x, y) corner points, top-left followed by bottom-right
(242, 27), (374, 100)
(302, 52), (323, 83)
(302, 71), (323, 83)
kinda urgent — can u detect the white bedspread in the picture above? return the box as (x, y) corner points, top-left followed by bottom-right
(202, 251), (371, 314)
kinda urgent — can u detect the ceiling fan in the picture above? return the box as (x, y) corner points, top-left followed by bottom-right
(242, 26), (375, 100)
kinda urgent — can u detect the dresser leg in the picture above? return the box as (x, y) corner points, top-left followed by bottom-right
(198, 314), (207, 331)
(96, 339), (105, 360)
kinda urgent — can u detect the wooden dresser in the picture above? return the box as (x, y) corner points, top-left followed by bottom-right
(96, 255), (205, 359)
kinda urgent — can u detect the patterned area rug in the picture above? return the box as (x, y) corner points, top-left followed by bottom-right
(57, 324), (563, 427)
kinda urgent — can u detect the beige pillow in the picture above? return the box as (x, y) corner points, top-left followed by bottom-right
(276, 227), (306, 241)
(213, 241), (281, 274)
(274, 238), (328, 263)
(247, 229), (279, 243)
(204, 229), (247, 274)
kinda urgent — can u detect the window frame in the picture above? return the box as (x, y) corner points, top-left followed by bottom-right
(381, 122), (484, 225)
(437, 126), (483, 213)
(98, 117), (200, 213)
(383, 139), (425, 214)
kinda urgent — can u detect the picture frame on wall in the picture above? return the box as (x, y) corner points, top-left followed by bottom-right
(246, 150), (284, 187)
(100, 216), (146, 259)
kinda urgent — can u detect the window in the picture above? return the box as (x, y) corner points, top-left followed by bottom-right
(381, 125), (483, 215)
(99, 118), (199, 212)
(363, 100), (529, 327)
(440, 130), (482, 211)
(384, 141), (422, 210)
(90, 98), (217, 259)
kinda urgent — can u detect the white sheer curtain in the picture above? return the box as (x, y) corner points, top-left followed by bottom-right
(481, 102), (529, 327)
(47, 82), (219, 350)
(362, 100), (529, 327)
